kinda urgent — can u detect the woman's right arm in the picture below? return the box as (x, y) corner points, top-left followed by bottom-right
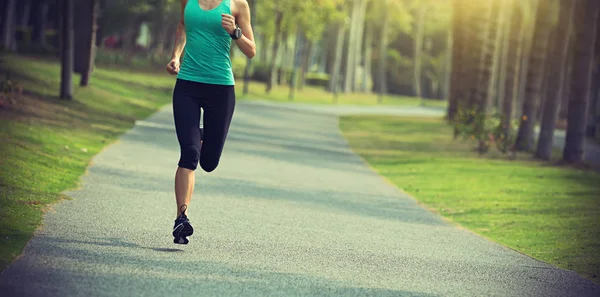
(171, 0), (187, 61)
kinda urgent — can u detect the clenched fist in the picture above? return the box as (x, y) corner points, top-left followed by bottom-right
(166, 59), (180, 75)
(221, 13), (236, 35)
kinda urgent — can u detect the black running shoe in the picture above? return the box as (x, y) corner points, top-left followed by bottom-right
(173, 205), (194, 244)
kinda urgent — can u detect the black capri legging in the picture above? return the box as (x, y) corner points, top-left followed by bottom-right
(172, 79), (235, 172)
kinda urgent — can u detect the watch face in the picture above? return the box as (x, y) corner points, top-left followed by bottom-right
(235, 28), (242, 39)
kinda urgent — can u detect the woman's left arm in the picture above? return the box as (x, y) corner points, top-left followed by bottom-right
(233, 0), (256, 59)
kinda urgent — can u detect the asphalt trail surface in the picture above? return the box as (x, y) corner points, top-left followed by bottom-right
(1, 101), (599, 297)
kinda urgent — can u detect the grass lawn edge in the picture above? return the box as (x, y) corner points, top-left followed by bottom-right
(336, 114), (600, 285)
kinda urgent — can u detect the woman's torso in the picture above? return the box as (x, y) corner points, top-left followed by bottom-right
(177, 0), (235, 86)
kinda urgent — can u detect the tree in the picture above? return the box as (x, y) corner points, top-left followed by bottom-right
(563, 1), (599, 163)
(468, 0), (496, 152)
(500, 0), (523, 146)
(2, 0), (16, 51)
(595, 19), (600, 140)
(330, 16), (348, 101)
(414, 1), (426, 103)
(441, 18), (452, 102)
(535, 0), (573, 160)
(362, 21), (373, 93)
(377, 0), (390, 102)
(486, 0), (509, 114)
(351, 0), (368, 92)
(446, 0), (466, 122)
(298, 39), (312, 90)
(60, 0), (74, 100)
(343, 0), (361, 93)
(242, 0), (256, 96)
(265, 9), (284, 93)
(74, 0), (100, 87)
(289, 29), (304, 100)
(512, 1), (537, 122)
(19, 0), (32, 46)
(514, 0), (555, 152)
(149, 0), (170, 57)
(34, 1), (50, 47)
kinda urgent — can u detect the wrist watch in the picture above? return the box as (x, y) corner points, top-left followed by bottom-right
(230, 25), (242, 40)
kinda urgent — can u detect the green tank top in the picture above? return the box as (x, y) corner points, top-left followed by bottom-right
(177, 0), (235, 86)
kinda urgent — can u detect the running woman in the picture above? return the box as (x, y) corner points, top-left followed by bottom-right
(165, 0), (255, 244)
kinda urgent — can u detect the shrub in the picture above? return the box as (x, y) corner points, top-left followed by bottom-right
(305, 72), (329, 88)
(251, 62), (270, 83)
(250, 62), (293, 85)
(0, 74), (23, 108)
(453, 108), (519, 156)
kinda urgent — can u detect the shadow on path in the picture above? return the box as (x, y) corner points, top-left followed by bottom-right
(3, 235), (438, 297)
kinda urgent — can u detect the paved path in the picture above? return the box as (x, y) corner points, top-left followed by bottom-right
(244, 99), (600, 168)
(1, 101), (599, 297)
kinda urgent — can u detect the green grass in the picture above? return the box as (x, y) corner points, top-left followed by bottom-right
(340, 115), (600, 284)
(236, 79), (447, 107)
(0, 54), (175, 271)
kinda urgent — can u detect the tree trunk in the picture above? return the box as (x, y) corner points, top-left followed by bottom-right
(563, 1), (599, 163)
(377, 0), (390, 103)
(514, 14), (536, 121)
(362, 22), (373, 93)
(343, 0), (360, 93)
(487, 0), (509, 114)
(331, 20), (348, 101)
(469, 0), (496, 153)
(266, 10), (283, 93)
(469, 0), (495, 113)
(298, 39), (313, 91)
(500, 0), (522, 144)
(151, 0), (168, 56)
(586, 67), (598, 137)
(586, 16), (599, 138)
(450, 0), (481, 128)
(242, 0), (256, 95)
(537, 57), (552, 123)
(289, 30), (304, 100)
(318, 39), (329, 74)
(60, 0), (74, 100)
(414, 1), (426, 102)
(442, 22), (453, 102)
(447, 0), (466, 122)
(277, 37), (291, 85)
(260, 33), (268, 62)
(514, 0), (553, 152)
(352, 0), (367, 92)
(378, 0), (390, 103)
(34, 1), (49, 47)
(559, 48), (574, 120)
(592, 19), (600, 141)
(74, 0), (99, 87)
(595, 17), (600, 140)
(497, 0), (515, 116)
(20, 0), (31, 31)
(2, 0), (16, 51)
(535, 0), (574, 160)
(595, 74), (600, 140)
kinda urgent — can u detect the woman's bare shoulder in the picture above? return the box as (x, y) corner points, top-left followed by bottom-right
(231, 0), (249, 15)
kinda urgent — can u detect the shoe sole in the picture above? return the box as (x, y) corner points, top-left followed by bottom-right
(173, 222), (194, 244)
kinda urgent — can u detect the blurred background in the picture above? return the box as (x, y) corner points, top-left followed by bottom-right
(1, 0), (598, 151)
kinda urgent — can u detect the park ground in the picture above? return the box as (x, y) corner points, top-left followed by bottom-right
(0, 54), (599, 284)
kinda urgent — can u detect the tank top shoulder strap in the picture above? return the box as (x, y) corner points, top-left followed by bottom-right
(221, 0), (232, 14)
